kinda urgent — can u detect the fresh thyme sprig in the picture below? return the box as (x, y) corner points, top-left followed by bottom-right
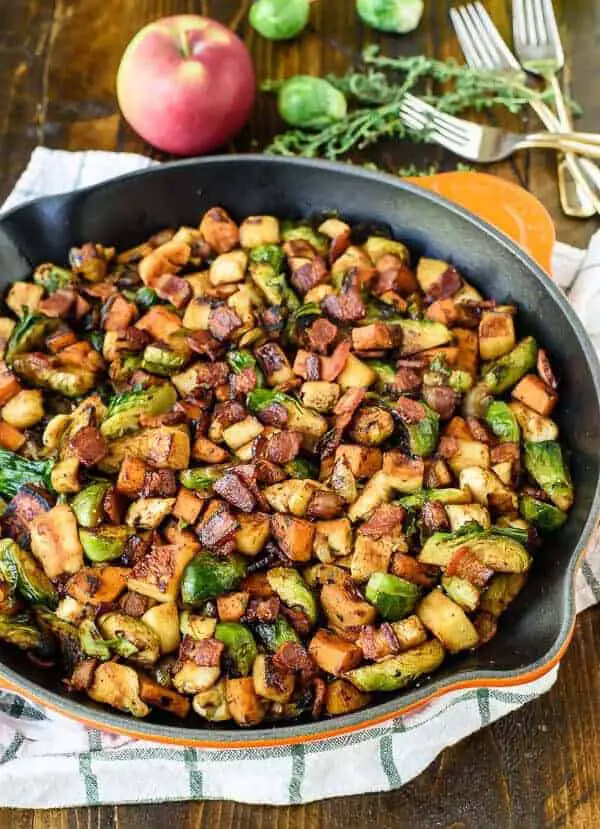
(262, 46), (571, 161)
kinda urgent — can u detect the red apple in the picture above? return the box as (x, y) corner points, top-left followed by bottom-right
(117, 15), (256, 156)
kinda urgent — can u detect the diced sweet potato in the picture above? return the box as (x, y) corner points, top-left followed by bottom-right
(325, 679), (371, 715)
(335, 444), (382, 478)
(192, 435), (230, 463)
(235, 513), (271, 556)
(138, 674), (191, 718)
(0, 370), (21, 406)
(444, 416), (473, 440)
(453, 328), (479, 379)
(0, 421), (25, 451)
(116, 455), (149, 498)
(511, 374), (557, 416)
(128, 542), (196, 603)
(350, 535), (393, 582)
(479, 312), (515, 360)
(351, 323), (394, 351)
(382, 452), (425, 491)
(67, 566), (130, 605)
(135, 306), (183, 340)
(309, 629), (362, 675)
(321, 582), (377, 629)
(225, 677), (265, 726)
(271, 514), (315, 562)
(103, 295), (137, 332)
(173, 488), (205, 524)
(217, 591), (250, 622)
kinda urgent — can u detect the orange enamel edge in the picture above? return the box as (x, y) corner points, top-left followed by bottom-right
(0, 618), (575, 749)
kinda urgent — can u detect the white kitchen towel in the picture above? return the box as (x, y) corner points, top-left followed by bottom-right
(0, 147), (597, 808)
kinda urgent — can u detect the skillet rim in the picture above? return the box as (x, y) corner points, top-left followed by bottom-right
(0, 154), (598, 747)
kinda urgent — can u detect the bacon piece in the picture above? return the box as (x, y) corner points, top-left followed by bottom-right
(198, 507), (239, 549)
(121, 327), (151, 352)
(394, 367), (422, 393)
(103, 486), (125, 524)
(490, 442), (520, 465)
(473, 611), (498, 645)
(119, 590), (154, 618)
(2, 484), (54, 547)
(186, 330), (224, 360)
(375, 255), (419, 297)
(422, 500), (450, 532)
(69, 659), (98, 692)
(446, 546), (494, 587)
(467, 417), (493, 444)
(39, 289), (76, 318)
(179, 635), (224, 667)
(213, 473), (256, 513)
(256, 402), (288, 427)
(208, 306), (242, 342)
(306, 490), (344, 520)
(273, 641), (315, 674)
(425, 266), (462, 302)
(290, 258), (329, 295)
(259, 431), (302, 465)
(359, 504), (406, 539)
(102, 295), (137, 332)
(395, 396), (427, 424)
(230, 367), (257, 398)
(357, 623), (400, 661)
(68, 426), (107, 467)
(281, 605), (312, 637)
(334, 387), (365, 432)
(537, 348), (558, 390)
(390, 553), (439, 588)
(154, 274), (191, 309)
(306, 318), (338, 354)
(255, 459), (287, 485)
(322, 290), (365, 322)
(438, 436), (459, 459)
(311, 676), (327, 719)
(140, 469), (177, 498)
(213, 400), (246, 430)
(422, 386), (457, 420)
(244, 595), (281, 623)
(321, 340), (351, 382)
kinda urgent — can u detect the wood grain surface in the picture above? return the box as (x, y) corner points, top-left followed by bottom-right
(0, 0), (599, 826)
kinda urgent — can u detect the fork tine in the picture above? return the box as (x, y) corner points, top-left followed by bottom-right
(453, 7), (495, 70)
(541, 0), (565, 62)
(401, 96), (469, 145)
(524, 0), (540, 45)
(471, 2), (521, 70)
(450, 8), (485, 69)
(513, 0), (527, 47)
(533, 0), (547, 45)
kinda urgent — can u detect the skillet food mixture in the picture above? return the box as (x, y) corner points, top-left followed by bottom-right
(0, 208), (573, 726)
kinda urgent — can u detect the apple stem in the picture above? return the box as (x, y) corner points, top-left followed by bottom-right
(179, 28), (191, 59)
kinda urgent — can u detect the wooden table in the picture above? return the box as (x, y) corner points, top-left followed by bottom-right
(0, 0), (599, 826)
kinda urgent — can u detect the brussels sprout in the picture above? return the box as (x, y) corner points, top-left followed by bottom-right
(267, 567), (317, 625)
(481, 337), (538, 394)
(523, 440), (574, 511)
(101, 383), (177, 439)
(71, 482), (111, 528)
(448, 369), (473, 394)
(141, 345), (187, 377)
(519, 494), (567, 533)
(179, 465), (226, 491)
(345, 639), (445, 692)
(277, 76), (348, 129)
(34, 263), (75, 293)
(397, 487), (471, 510)
(97, 612), (160, 666)
(485, 400), (520, 443)
(79, 618), (112, 660)
(80, 526), (132, 563)
(248, 243), (285, 272)
(12, 354), (96, 398)
(0, 449), (54, 500)
(5, 311), (59, 364)
(402, 403), (439, 457)
(366, 360), (397, 394)
(418, 527), (531, 573)
(181, 553), (248, 605)
(284, 458), (319, 480)
(227, 350), (266, 387)
(215, 622), (258, 677)
(34, 606), (82, 674)
(281, 224), (330, 257)
(135, 286), (159, 310)
(365, 572), (420, 621)
(179, 611), (217, 641)
(254, 616), (300, 652)
(249, 0), (310, 40)
(0, 612), (54, 655)
(247, 389), (327, 439)
(0, 539), (57, 607)
(356, 0), (425, 34)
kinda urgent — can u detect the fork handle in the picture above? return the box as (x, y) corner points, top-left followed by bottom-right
(549, 75), (574, 131)
(523, 138), (600, 161)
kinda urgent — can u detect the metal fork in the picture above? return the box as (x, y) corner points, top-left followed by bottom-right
(512, 0), (600, 216)
(451, 1), (599, 217)
(398, 94), (600, 163)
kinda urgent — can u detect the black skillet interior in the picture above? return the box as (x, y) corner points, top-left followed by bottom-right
(0, 156), (598, 744)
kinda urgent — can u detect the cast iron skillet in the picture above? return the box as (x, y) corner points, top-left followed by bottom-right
(0, 156), (598, 748)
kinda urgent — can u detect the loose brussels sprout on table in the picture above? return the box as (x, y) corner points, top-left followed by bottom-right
(0, 205), (574, 728)
(277, 76), (348, 129)
(356, 0), (424, 34)
(249, 0), (310, 41)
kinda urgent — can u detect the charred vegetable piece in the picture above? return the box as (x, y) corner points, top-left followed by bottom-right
(181, 553), (248, 605)
(397, 487), (471, 509)
(481, 337), (538, 394)
(247, 389), (327, 439)
(80, 526), (132, 563)
(0, 539), (57, 607)
(79, 618), (112, 660)
(418, 527), (531, 573)
(5, 311), (59, 363)
(71, 482), (111, 528)
(97, 612), (160, 666)
(34, 607), (82, 674)
(254, 616), (300, 652)
(34, 264), (75, 293)
(101, 383), (177, 439)
(227, 349), (265, 387)
(0, 612), (54, 655)
(345, 639), (445, 692)
(365, 573), (420, 621)
(267, 567), (317, 625)
(180, 465), (226, 491)
(523, 440), (574, 511)
(214, 622), (258, 677)
(403, 404), (439, 458)
(0, 449), (53, 499)
(485, 401), (520, 443)
(519, 494), (567, 533)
